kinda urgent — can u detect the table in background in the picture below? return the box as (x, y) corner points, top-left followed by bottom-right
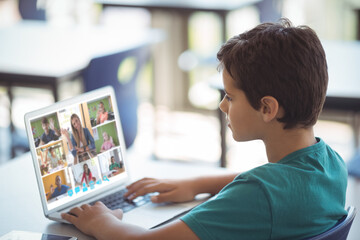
(96, 0), (260, 42)
(0, 150), (229, 239)
(0, 20), (163, 157)
(0, 20), (162, 100)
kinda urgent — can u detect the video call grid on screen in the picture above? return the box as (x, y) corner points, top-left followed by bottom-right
(28, 94), (127, 211)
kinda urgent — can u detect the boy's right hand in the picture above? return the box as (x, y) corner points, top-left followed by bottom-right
(124, 178), (196, 204)
(49, 118), (55, 130)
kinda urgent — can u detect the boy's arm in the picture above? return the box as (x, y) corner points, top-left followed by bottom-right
(125, 173), (238, 203)
(192, 173), (238, 195)
(62, 202), (199, 240)
(63, 174), (238, 239)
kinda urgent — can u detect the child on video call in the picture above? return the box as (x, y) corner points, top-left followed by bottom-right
(46, 147), (61, 169)
(39, 117), (60, 146)
(62, 19), (347, 240)
(96, 101), (108, 125)
(81, 163), (93, 186)
(100, 131), (115, 152)
(109, 156), (121, 171)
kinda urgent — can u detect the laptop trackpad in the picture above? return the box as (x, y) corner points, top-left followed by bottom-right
(48, 212), (70, 224)
(123, 201), (198, 229)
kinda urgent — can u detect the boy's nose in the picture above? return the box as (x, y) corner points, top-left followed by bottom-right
(219, 97), (227, 113)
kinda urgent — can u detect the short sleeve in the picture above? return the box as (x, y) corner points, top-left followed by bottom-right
(181, 179), (272, 240)
(41, 133), (46, 143)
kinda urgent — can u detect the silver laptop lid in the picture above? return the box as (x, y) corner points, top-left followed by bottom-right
(24, 86), (130, 217)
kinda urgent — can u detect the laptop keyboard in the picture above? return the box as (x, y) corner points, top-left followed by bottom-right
(91, 188), (152, 212)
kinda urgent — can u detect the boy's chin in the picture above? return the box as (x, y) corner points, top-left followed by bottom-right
(232, 133), (258, 142)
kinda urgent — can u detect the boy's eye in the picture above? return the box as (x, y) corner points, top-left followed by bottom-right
(225, 94), (232, 101)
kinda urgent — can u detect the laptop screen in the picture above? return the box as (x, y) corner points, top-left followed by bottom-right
(26, 88), (128, 211)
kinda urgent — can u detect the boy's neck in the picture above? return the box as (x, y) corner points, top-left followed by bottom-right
(263, 126), (316, 163)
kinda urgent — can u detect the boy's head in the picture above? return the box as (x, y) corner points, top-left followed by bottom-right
(217, 18), (328, 129)
(41, 117), (49, 132)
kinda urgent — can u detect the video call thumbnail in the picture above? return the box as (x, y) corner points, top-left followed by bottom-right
(70, 158), (101, 190)
(98, 148), (125, 179)
(36, 141), (68, 176)
(87, 96), (114, 127)
(30, 113), (61, 148)
(42, 169), (72, 202)
(93, 121), (119, 154)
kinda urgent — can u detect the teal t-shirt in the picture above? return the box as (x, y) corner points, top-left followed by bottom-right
(181, 138), (347, 240)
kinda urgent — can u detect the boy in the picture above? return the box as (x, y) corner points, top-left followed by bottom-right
(50, 175), (70, 200)
(39, 117), (60, 146)
(62, 18), (347, 240)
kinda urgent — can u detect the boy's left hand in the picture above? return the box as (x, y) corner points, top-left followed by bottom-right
(61, 202), (123, 237)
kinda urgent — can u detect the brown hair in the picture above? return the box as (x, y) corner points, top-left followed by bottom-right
(41, 117), (49, 125)
(83, 163), (91, 175)
(217, 18), (328, 129)
(70, 114), (87, 147)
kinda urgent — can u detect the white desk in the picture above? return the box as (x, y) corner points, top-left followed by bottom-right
(0, 151), (229, 239)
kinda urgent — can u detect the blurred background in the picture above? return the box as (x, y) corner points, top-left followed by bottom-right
(0, 0), (359, 193)
(1, 0), (359, 166)
(1, 0), (360, 238)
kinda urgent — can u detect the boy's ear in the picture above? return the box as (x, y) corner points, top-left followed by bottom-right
(259, 96), (279, 123)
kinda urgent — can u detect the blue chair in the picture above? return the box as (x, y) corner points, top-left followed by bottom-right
(82, 45), (150, 148)
(18, 0), (46, 21)
(347, 150), (360, 178)
(304, 206), (356, 240)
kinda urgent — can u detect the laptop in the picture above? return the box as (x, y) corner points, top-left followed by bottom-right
(24, 86), (205, 229)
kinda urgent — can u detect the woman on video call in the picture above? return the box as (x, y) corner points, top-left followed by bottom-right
(61, 114), (95, 160)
